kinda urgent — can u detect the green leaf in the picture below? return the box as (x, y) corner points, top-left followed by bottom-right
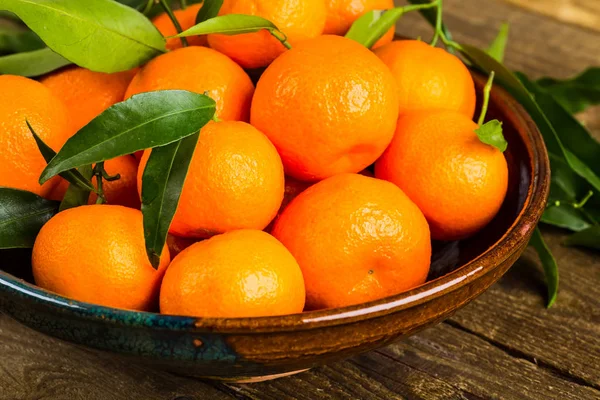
(345, 8), (405, 49)
(458, 44), (600, 193)
(536, 67), (600, 114)
(542, 154), (598, 231)
(40, 90), (216, 184)
(517, 73), (600, 183)
(564, 226), (600, 251)
(0, 0), (166, 73)
(59, 165), (94, 211)
(541, 205), (592, 232)
(474, 120), (507, 152)
(195, 0), (223, 24)
(405, 0), (454, 53)
(529, 228), (559, 308)
(0, 188), (59, 249)
(548, 153), (590, 202)
(26, 121), (95, 192)
(487, 22), (509, 63)
(175, 14), (279, 37)
(0, 47), (70, 77)
(141, 133), (199, 268)
(0, 27), (44, 54)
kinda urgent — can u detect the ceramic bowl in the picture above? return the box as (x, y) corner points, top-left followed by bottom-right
(0, 73), (550, 382)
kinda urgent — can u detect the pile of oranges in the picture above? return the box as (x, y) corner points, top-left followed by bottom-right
(1, 0), (508, 318)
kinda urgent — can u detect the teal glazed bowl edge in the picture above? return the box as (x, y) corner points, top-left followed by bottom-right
(0, 72), (550, 382)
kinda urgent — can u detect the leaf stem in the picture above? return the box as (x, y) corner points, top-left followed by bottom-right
(159, 0), (188, 47)
(269, 29), (292, 49)
(94, 162), (107, 204)
(478, 71), (495, 126)
(403, 0), (439, 13)
(430, 0), (443, 47)
(142, 0), (155, 15)
(180, 0), (188, 9)
(574, 190), (593, 209)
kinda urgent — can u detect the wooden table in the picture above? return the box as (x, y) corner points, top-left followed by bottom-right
(1, 0), (599, 399)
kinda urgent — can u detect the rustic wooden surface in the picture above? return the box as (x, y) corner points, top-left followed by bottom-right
(504, 0), (600, 32)
(1, 0), (599, 399)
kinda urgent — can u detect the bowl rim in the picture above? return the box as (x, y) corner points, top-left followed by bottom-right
(0, 72), (551, 334)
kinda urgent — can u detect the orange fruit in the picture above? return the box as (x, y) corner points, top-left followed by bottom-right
(0, 75), (72, 197)
(152, 3), (206, 50)
(375, 110), (509, 241)
(374, 40), (476, 117)
(137, 121), (284, 238)
(251, 35), (399, 181)
(125, 46), (254, 122)
(207, 0), (327, 69)
(32, 205), (170, 311)
(48, 155), (141, 209)
(272, 173), (431, 310)
(323, 0), (395, 49)
(40, 66), (136, 132)
(160, 229), (305, 318)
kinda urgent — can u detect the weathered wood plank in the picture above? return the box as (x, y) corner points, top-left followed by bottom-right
(0, 314), (231, 400)
(397, 0), (600, 78)
(503, 0), (600, 32)
(381, 321), (600, 400)
(448, 234), (600, 388)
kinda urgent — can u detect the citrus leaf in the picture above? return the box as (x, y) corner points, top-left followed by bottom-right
(536, 67), (600, 114)
(548, 153), (589, 202)
(0, 27), (44, 54)
(195, 0), (223, 24)
(475, 120), (507, 152)
(517, 73), (600, 183)
(564, 226), (600, 251)
(59, 165), (94, 211)
(141, 133), (199, 268)
(175, 14), (279, 37)
(541, 206), (592, 232)
(529, 228), (559, 308)
(345, 8), (405, 49)
(40, 90), (216, 184)
(27, 121), (95, 192)
(0, 0), (166, 73)
(0, 47), (70, 77)
(487, 22), (509, 63)
(0, 188), (59, 249)
(405, 0), (455, 53)
(458, 44), (600, 193)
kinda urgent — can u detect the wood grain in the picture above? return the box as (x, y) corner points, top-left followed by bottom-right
(1, 0), (600, 399)
(503, 0), (600, 32)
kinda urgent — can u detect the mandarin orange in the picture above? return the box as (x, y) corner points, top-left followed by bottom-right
(0, 75), (72, 197)
(125, 46), (254, 121)
(375, 110), (509, 241)
(137, 121), (284, 238)
(272, 173), (431, 310)
(40, 66), (136, 131)
(251, 35), (399, 181)
(207, 0), (327, 69)
(32, 205), (170, 311)
(374, 40), (476, 117)
(160, 229), (305, 318)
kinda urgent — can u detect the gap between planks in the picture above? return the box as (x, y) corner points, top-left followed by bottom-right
(444, 320), (600, 393)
